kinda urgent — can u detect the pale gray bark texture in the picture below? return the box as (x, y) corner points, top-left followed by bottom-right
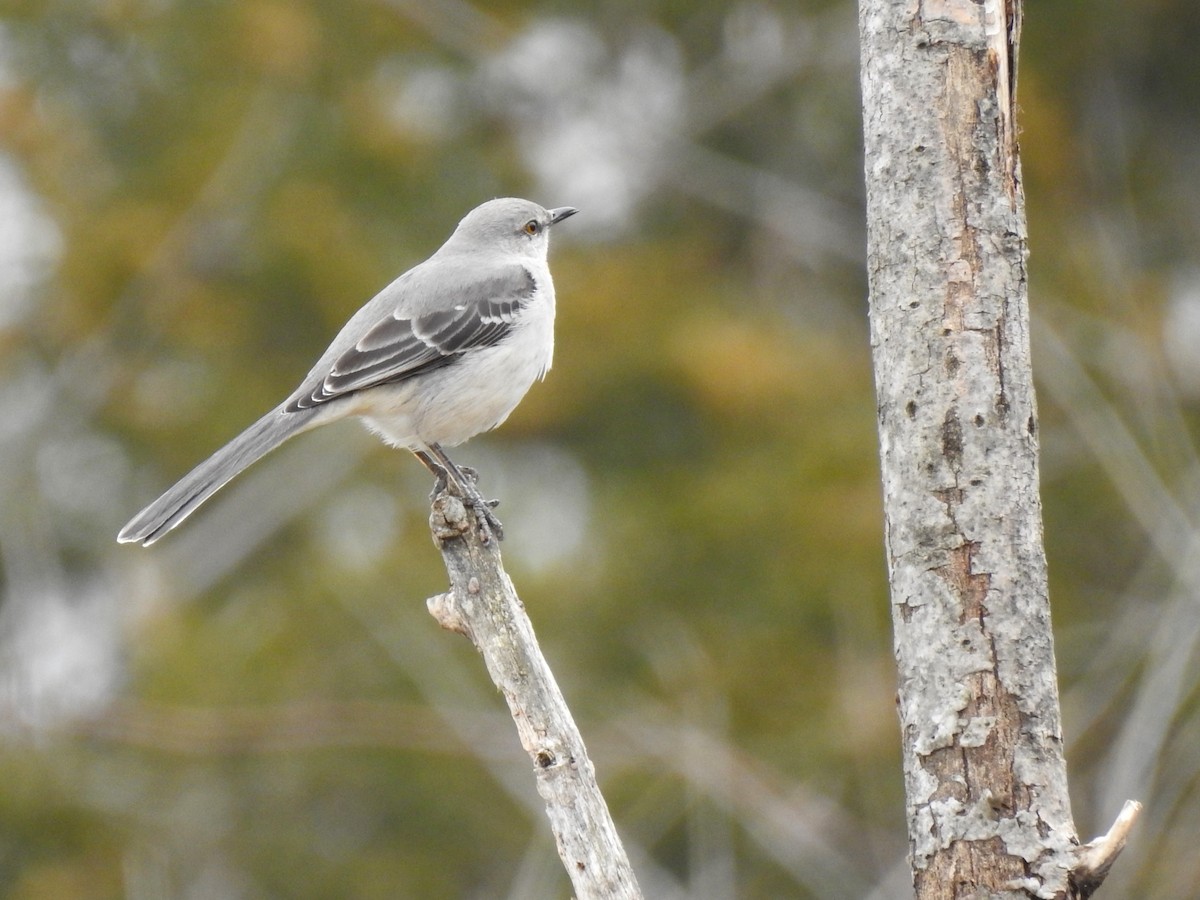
(424, 491), (642, 900)
(858, 0), (1089, 896)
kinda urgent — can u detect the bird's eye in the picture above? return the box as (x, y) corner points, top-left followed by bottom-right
(523, 220), (540, 236)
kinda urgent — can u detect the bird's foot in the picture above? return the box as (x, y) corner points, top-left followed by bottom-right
(419, 445), (503, 542)
(431, 472), (503, 542)
(459, 480), (503, 542)
(467, 494), (504, 543)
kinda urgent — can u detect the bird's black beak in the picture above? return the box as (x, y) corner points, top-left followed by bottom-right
(548, 207), (579, 225)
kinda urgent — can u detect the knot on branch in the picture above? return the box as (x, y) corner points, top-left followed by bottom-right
(426, 591), (471, 636)
(429, 491), (472, 545)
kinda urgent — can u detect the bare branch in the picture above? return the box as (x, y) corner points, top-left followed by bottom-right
(425, 490), (642, 900)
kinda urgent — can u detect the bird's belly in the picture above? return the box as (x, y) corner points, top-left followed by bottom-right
(360, 308), (554, 449)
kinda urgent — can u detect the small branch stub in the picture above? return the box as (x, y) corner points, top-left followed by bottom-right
(425, 485), (642, 900)
(426, 592), (469, 636)
(1069, 800), (1142, 899)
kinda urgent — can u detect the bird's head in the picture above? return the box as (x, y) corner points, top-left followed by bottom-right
(446, 197), (578, 259)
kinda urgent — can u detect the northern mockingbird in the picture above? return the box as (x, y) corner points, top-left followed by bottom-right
(119, 197), (578, 546)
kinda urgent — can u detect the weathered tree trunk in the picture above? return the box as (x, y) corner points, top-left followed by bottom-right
(425, 490), (643, 900)
(857, 0), (1108, 896)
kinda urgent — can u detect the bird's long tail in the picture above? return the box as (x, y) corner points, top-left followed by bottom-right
(118, 405), (318, 546)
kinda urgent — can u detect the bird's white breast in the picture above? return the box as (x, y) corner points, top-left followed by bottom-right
(358, 264), (555, 450)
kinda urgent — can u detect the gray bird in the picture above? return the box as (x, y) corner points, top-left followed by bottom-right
(118, 198), (578, 546)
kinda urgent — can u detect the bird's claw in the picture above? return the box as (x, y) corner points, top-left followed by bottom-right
(463, 486), (503, 542)
(470, 498), (505, 543)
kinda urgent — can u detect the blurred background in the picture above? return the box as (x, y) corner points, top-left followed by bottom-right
(1, 0), (1198, 897)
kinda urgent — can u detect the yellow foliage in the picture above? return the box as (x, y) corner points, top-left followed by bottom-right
(236, 1), (322, 83)
(668, 311), (805, 416)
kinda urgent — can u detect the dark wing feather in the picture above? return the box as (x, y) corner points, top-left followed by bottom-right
(286, 266), (537, 412)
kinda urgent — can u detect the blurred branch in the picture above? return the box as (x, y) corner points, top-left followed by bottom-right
(374, 0), (506, 60)
(1035, 316), (1200, 824)
(664, 141), (862, 267)
(424, 487), (642, 900)
(73, 698), (503, 756)
(1034, 318), (1196, 555)
(64, 83), (307, 416)
(69, 691), (892, 898)
(152, 425), (372, 597)
(611, 710), (886, 898)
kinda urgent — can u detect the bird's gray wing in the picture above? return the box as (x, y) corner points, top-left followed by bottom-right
(286, 264), (537, 412)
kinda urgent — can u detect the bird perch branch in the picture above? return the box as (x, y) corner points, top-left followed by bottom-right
(425, 488), (643, 900)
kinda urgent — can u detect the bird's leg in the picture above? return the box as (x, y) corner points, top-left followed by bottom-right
(425, 456), (479, 485)
(413, 449), (449, 500)
(423, 443), (504, 542)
